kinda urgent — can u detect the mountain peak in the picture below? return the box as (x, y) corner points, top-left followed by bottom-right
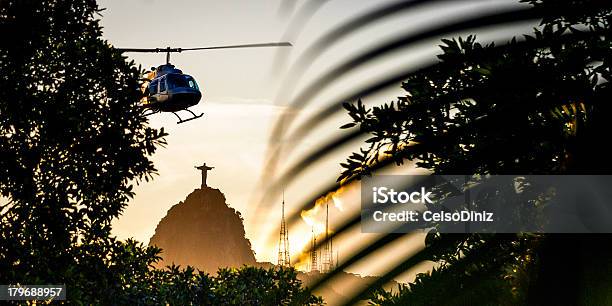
(149, 187), (256, 273)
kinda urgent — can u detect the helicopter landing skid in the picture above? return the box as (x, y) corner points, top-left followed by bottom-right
(142, 108), (161, 117)
(172, 109), (204, 124)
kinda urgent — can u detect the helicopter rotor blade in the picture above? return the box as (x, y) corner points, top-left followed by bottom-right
(117, 42), (292, 53)
(116, 48), (175, 53)
(181, 42), (292, 51)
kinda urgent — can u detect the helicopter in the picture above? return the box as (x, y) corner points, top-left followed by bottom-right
(117, 42), (292, 124)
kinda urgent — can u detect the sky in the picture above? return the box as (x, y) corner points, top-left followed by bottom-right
(99, 0), (535, 281)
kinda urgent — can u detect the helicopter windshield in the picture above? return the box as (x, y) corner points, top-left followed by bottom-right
(167, 73), (199, 90)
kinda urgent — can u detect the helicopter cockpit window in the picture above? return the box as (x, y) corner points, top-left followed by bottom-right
(167, 74), (199, 90)
(166, 74), (188, 89)
(184, 76), (199, 90)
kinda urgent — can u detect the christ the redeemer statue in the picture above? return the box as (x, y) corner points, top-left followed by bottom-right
(195, 162), (214, 188)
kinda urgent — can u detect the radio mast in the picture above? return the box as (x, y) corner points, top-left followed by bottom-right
(277, 191), (290, 267)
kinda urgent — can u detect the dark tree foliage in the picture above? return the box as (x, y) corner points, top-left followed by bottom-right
(0, 0), (166, 301)
(211, 266), (322, 305)
(340, 2), (611, 180)
(131, 265), (322, 305)
(339, 0), (612, 305)
(0, 1), (322, 305)
(368, 234), (540, 306)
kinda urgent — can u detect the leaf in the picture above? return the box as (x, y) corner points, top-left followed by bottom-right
(339, 122), (357, 129)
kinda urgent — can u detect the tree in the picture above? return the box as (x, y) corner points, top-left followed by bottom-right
(0, 0), (167, 301)
(337, 0), (612, 304)
(211, 266), (323, 305)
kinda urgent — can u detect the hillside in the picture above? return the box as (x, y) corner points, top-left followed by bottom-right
(149, 187), (257, 272)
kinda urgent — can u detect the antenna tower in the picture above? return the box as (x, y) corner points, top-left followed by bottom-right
(277, 191), (290, 267)
(321, 201), (334, 272)
(310, 226), (318, 272)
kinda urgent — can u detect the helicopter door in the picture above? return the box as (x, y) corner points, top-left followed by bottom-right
(157, 76), (169, 103)
(148, 79), (159, 103)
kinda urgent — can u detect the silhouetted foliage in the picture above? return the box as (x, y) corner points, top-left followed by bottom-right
(122, 263), (323, 305)
(337, 0), (612, 305)
(340, 3), (611, 180)
(0, 0), (166, 301)
(0, 1), (322, 304)
(368, 234), (540, 306)
(212, 266), (322, 305)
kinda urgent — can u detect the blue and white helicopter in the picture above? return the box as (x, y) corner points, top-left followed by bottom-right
(118, 42), (291, 124)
